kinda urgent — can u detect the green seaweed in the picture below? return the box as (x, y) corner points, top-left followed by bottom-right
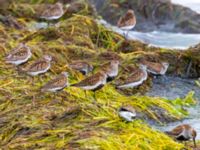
(0, 0), (199, 149)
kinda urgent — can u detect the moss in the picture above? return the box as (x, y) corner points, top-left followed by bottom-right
(0, 0), (199, 149)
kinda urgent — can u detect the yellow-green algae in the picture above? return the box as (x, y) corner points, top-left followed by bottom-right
(0, 0), (199, 149)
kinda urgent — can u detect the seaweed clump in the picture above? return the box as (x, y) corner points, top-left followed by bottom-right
(0, 0), (199, 149)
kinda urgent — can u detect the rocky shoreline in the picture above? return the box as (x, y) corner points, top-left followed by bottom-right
(89, 0), (200, 33)
(0, 0), (199, 149)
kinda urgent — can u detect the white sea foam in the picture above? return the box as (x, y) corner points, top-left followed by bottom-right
(98, 19), (200, 50)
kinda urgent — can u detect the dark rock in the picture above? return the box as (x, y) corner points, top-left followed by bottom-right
(89, 0), (200, 33)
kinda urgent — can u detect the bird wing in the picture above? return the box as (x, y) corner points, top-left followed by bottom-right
(42, 74), (67, 90)
(123, 69), (144, 84)
(170, 125), (184, 136)
(6, 49), (28, 61)
(73, 73), (101, 87)
(101, 62), (111, 73)
(69, 62), (86, 70)
(41, 4), (62, 17)
(147, 62), (163, 73)
(27, 60), (49, 72)
(117, 12), (136, 27)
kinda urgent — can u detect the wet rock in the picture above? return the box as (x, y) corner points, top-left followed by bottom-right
(89, 0), (200, 33)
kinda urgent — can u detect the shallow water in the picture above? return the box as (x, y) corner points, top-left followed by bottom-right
(99, 0), (200, 141)
(99, 20), (200, 50)
(146, 76), (200, 139)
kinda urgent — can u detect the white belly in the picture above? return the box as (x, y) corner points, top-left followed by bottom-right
(27, 64), (50, 76)
(80, 81), (102, 90)
(7, 53), (32, 65)
(47, 86), (66, 92)
(119, 111), (136, 122)
(120, 24), (135, 31)
(117, 79), (143, 88)
(108, 70), (118, 77)
(41, 13), (63, 20)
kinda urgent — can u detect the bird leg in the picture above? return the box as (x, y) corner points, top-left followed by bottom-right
(161, 75), (167, 82)
(84, 90), (87, 99)
(93, 91), (97, 101)
(186, 60), (192, 78)
(193, 137), (197, 148)
(123, 32), (126, 39)
(32, 94), (36, 107)
(124, 30), (129, 40)
(51, 92), (57, 100)
(47, 21), (50, 27)
(184, 141), (187, 146)
(28, 77), (35, 86)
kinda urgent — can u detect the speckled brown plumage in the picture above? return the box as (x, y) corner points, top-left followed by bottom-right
(166, 124), (197, 147)
(41, 72), (68, 92)
(101, 60), (119, 81)
(69, 61), (93, 75)
(141, 60), (169, 75)
(117, 9), (136, 28)
(72, 71), (107, 91)
(122, 68), (145, 84)
(40, 2), (64, 20)
(25, 55), (52, 76)
(5, 44), (32, 65)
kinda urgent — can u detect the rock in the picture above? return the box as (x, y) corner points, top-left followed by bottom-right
(89, 0), (200, 33)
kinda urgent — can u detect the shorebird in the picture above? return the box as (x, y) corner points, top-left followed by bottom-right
(117, 9), (136, 39)
(99, 52), (122, 61)
(101, 60), (120, 82)
(5, 43), (32, 66)
(118, 105), (136, 122)
(41, 72), (69, 92)
(24, 55), (52, 76)
(40, 2), (65, 21)
(117, 65), (148, 88)
(72, 71), (107, 99)
(141, 60), (169, 75)
(69, 61), (93, 75)
(165, 124), (197, 148)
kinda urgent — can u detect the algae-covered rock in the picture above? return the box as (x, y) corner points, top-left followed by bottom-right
(0, 0), (199, 149)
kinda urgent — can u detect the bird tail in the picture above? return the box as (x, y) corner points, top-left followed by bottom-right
(70, 83), (78, 87)
(164, 131), (174, 136)
(40, 87), (47, 93)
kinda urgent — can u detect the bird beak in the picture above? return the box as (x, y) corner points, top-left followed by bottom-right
(193, 137), (196, 148)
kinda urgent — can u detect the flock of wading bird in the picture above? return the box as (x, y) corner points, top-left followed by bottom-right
(5, 2), (197, 148)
